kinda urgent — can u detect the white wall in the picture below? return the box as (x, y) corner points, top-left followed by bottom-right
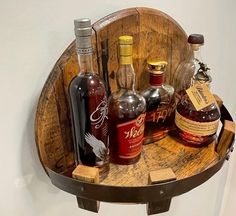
(0, 0), (235, 215)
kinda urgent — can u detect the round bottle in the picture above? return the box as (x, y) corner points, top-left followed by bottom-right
(108, 36), (146, 165)
(174, 34), (220, 146)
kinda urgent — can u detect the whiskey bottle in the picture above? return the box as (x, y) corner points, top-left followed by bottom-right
(108, 36), (146, 165)
(174, 34), (220, 146)
(69, 18), (109, 177)
(175, 34), (211, 96)
(142, 61), (175, 144)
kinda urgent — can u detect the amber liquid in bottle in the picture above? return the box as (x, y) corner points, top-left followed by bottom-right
(175, 94), (220, 146)
(174, 34), (220, 147)
(142, 61), (175, 144)
(69, 19), (109, 178)
(108, 36), (146, 165)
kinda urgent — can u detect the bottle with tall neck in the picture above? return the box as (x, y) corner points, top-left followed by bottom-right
(108, 36), (146, 165)
(174, 34), (220, 146)
(69, 18), (109, 178)
(175, 34), (211, 96)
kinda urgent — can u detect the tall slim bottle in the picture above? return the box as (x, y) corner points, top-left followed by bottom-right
(69, 18), (109, 178)
(108, 36), (146, 165)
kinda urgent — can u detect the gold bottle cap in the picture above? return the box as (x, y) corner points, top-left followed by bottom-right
(119, 35), (133, 45)
(118, 36), (133, 64)
(147, 60), (168, 73)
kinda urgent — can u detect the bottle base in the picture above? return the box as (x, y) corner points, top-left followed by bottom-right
(110, 154), (141, 165)
(96, 162), (110, 181)
(169, 128), (216, 147)
(143, 130), (168, 145)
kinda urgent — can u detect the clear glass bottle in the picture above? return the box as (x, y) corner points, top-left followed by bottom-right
(142, 61), (175, 144)
(174, 34), (220, 147)
(69, 18), (109, 178)
(175, 34), (210, 96)
(108, 36), (146, 165)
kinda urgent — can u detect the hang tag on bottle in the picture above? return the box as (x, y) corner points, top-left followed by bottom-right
(186, 83), (217, 111)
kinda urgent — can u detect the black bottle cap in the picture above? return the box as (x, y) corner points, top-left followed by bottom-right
(188, 34), (204, 45)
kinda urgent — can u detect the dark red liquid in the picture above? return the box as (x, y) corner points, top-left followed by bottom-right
(69, 72), (109, 176)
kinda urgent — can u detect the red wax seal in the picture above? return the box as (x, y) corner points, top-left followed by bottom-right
(150, 73), (164, 86)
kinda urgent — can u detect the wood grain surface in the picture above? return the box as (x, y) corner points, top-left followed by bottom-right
(35, 8), (231, 185)
(101, 136), (218, 186)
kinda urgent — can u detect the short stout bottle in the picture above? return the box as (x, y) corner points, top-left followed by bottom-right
(108, 36), (146, 165)
(142, 61), (175, 144)
(69, 18), (109, 178)
(174, 34), (220, 146)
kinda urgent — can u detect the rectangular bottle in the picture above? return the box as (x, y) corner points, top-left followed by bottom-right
(108, 36), (146, 165)
(69, 19), (109, 178)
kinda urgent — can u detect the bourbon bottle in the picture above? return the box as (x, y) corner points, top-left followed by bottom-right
(175, 34), (210, 95)
(142, 61), (175, 144)
(174, 34), (220, 146)
(69, 18), (109, 178)
(108, 36), (146, 165)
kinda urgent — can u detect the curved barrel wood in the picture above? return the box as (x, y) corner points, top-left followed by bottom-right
(35, 7), (235, 215)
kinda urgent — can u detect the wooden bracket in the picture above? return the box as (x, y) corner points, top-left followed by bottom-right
(147, 198), (172, 215)
(146, 168), (176, 215)
(217, 120), (235, 159)
(73, 165), (100, 212)
(76, 196), (100, 213)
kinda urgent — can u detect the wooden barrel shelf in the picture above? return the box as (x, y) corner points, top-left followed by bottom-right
(35, 7), (235, 215)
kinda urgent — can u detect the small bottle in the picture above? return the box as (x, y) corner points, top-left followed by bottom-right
(142, 60), (175, 144)
(69, 18), (109, 178)
(174, 34), (220, 146)
(108, 36), (146, 165)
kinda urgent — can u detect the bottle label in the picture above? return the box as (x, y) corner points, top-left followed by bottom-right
(175, 111), (220, 136)
(146, 105), (175, 123)
(85, 96), (109, 165)
(186, 83), (216, 111)
(90, 99), (108, 130)
(117, 113), (146, 159)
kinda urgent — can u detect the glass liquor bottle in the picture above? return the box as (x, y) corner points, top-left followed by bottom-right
(142, 61), (175, 144)
(174, 34), (220, 146)
(108, 36), (146, 165)
(175, 34), (209, 96)
(69, 18), (109, 177)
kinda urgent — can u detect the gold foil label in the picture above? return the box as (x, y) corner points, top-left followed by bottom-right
(186, 83), (216, 111)
(175, 111), (220, 136)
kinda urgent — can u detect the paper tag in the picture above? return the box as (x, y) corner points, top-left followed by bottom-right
(186, 83), (216, 111)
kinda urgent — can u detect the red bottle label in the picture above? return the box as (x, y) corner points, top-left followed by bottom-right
(117, 114), (146, 159)
(146, 105), (175, 123)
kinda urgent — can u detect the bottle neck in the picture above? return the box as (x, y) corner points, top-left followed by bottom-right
(117, 61), (135, 91)
(149, 72), (164, 87)
(77, 53), (94, 74)
(191, 44), (203, 65)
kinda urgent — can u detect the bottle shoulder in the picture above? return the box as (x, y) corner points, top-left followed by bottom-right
(177, 94), (221, 122)
(69, 73), (106, 96)
(142, 85), (174, 102)
(108, 90), (146, 118)
(109, 90), (145, 104)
